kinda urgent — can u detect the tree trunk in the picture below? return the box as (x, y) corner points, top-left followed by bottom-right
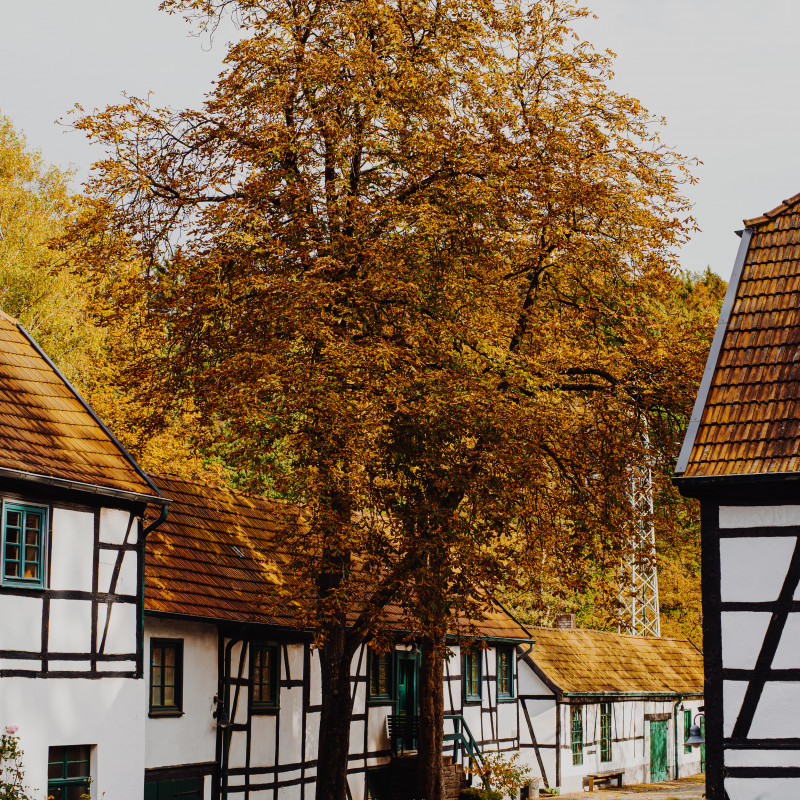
(418, 630), (446, 800)
(315, 622), (357, 800)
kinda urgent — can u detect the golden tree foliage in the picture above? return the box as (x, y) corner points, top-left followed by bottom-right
(65, 0), (710, 796)
(0, 114), (99, 385)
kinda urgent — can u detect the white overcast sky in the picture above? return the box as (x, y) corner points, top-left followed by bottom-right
(2, 0), (799, 279)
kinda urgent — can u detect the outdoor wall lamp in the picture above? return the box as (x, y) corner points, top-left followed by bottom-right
(685, 713), (705, 747)
(214, 694), (231, 728)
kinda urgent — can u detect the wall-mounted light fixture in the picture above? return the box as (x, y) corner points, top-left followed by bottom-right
(213, 694), (231, 728)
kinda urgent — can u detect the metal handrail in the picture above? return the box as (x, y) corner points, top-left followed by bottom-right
(443, 713), (484, 777)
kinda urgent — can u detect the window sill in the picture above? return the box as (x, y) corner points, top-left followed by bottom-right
(149, 709), (184, 718)
(463, 698), (482, 705)
(368, 698), (394, 706)
(497, 696), (516, 703)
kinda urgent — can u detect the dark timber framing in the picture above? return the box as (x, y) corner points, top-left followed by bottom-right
(0, 480), (148, 680)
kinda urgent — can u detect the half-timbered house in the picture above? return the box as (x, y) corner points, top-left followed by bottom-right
(675, 192), (800, 800)
(142, 473), (535, 800)
(0, 311), (169, 800)
(516, 626), (704, 793)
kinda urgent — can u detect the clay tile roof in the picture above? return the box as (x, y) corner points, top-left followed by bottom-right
(680, 193), (800, 478)
(145, 473), (533, 641)
(525, 627), (704, 696)
(0, 311), (160, 499)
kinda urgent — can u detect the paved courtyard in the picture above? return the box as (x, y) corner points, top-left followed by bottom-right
(556, 774), (704, 799)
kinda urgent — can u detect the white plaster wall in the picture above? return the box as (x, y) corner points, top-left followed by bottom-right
(144, 617), (218, 768)
(719, 505), (800, 529)
(1, 676), (144, 800)
(49, 508), (94, 592)
(1, 594), (43, 652)
(100, 508), (136, 545)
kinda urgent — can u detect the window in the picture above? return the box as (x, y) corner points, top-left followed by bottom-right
(150, 639), (183, 715)
(464, 650), (482, 701)
(496, 647), (514, 700)
(251, 643), (280, 710)
(2, 502), (47, 587)
(600, 702), (613, 762)
(684, 710), (693, 754)
(369, 649), (393, 701)
(48, 745), (91, 800)
(570, 706), (584, 766)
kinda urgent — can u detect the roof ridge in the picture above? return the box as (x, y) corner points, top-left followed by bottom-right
(528, 625), (693, 644)
(743, 190), (800, 227)
(148, 471), (294, 506)
(0, 308), (22, 327)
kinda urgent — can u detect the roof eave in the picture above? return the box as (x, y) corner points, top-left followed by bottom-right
(675, 227), (754, 476)
(560, 690), (704, 701)
(0, 466), (169, 506)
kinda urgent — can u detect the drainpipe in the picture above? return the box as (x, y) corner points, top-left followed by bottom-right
(673, 694), (683, 780)
(139, 504), (169, 676)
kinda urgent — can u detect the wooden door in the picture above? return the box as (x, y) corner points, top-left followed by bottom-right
(649, 720), (668, 783)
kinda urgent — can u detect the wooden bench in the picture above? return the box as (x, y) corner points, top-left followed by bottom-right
(585, 770), (624, 791)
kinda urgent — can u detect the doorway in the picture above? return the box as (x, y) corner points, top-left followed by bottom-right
(649, 720), (669, 782)
(395, 651), (419, 751)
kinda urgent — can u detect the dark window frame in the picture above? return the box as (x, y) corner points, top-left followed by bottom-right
(48, 745), (91, 800)
(368, 649), (393, 703)
(600, 702), (613, 763)
(149, 638), (184, 717)
(684, 709), (693, 754)
(251, 642), (280, 712)
(570, 706), (584, 765)
(496, 646), (515, 701)
(463, 650), (483, 702)
(2, 500), (48, 589)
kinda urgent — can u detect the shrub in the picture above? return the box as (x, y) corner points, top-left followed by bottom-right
(1, 726), (31, 800)
(460, 788), (503, 800)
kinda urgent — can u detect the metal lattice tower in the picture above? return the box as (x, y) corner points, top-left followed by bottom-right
(619, 419), (660, 637)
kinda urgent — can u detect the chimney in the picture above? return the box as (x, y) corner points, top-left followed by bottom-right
(554, 613), (576, 630)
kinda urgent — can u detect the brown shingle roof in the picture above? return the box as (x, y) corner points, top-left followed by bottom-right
(525, 627), (704, 696)
(681, 195), (800, 477)
(0, 311), (159, 499)
(145, 473), (533, 641)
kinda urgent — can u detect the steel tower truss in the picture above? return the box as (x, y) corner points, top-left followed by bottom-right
(619, 421), (660, 637)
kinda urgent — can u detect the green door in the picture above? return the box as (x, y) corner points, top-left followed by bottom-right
(395, 652), (419, 751)
(700, 718), (705, 773)
(144, 777), (202, 800)
(650, 720), (669, 783)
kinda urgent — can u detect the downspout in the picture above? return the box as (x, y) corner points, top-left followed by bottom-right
(139, 504), (169, 676)
(673, 695), (683, 780)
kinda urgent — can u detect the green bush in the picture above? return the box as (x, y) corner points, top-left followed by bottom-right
(459, 788), (503, 800)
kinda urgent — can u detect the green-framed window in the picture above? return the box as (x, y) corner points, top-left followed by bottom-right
(2, 502), (47, 587)
(150, 639), (183, 715)
(684, 710), (692, 754)
(48, 745), (91, 800)
(464, 650), (482, 701)
(369, 649), (393, 701)
(600, 702), (613, 762)
(251, 643), (280, 710)
(570, 706), (584, 766)
(496, 647), (514, 699)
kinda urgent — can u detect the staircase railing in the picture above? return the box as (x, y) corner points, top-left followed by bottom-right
(443, 714), (483, 784)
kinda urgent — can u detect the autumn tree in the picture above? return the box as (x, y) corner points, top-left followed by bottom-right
(0, 114), (99, 384)
(66, 0), (701, 797)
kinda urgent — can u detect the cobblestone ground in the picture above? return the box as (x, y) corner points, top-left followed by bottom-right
(556, 774), (705, 799)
